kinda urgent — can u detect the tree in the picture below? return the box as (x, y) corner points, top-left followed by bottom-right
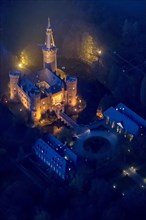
(122, 19), (131, 39)
(80, 32), (99, 64)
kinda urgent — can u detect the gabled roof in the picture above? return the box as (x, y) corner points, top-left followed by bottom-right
(19, 68), (64, 97)
(104, 107), (139, 135)
(116, 103), (146, 127)
(36, 68), (62, 87)
(19, 77), (39, 96)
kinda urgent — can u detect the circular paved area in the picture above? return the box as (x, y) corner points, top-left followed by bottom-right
(74, 130), (118, 160)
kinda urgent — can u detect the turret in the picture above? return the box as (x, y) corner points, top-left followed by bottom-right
(9, 70), (21, 101)
(42, 18), (57, 72)
(66, 76), (77, 107)
(30, 88), (41, 122)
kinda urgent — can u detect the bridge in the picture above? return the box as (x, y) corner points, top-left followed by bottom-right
(57, 111), (79, 129)
(56, 110), (89, 136)
(56, 110), (108, 137)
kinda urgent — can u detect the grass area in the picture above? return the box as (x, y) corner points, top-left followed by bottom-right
(84, 137), (110, 153)
(137, 165), (146, 178)
(112, 176), (137, 192)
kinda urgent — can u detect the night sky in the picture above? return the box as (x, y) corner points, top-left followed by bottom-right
(1, 0), (146, 52)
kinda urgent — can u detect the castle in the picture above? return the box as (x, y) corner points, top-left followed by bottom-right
(9, 18), (77, 123)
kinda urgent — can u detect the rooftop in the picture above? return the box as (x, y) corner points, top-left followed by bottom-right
(104, 106), (139, 135)
(116, 103), (146, 128)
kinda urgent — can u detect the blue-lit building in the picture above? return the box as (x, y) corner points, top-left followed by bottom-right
(33, 134), (77, 179)
(104, 103), (146, 139)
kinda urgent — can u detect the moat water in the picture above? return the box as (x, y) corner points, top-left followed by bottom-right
(58, 57), (112, 124)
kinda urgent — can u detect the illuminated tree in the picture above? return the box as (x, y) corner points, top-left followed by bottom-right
(20, 51), (29, 67)
(19, 44), (42, 69)
(80, 32), (99, 64)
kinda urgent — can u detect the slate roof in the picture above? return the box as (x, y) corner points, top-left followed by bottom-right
(18, 78), (39, 96)
(19, 68), (64, 98)
(116, 103), (146, 127)
(104, 106), (139, 135)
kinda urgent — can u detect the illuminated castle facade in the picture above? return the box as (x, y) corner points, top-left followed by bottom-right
(9, 18), (77, 123)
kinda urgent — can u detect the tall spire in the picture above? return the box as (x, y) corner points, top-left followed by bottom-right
(47, 17), (51, 28)
(42, 17), (57, 72)
(46, 17), (55, 49)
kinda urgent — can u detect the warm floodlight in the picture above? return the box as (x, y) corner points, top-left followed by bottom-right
(18, 63), (23, 68)
(98, 50), (102, 55)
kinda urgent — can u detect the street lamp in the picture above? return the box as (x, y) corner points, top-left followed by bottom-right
(18, 63), (23, 68)
(97, 49), (102, 70)
(98, 50), (102, 55)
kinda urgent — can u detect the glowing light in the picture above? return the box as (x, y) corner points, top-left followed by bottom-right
(96, 108), (104, 119)
(53, 126), (63, 135)
(123, 170), (129, 176)
(130, 166), (136, 173)
(85, 129), (90, 134)
(113, 184), (116, 189)
(52, 92), (63, 105)
(18, 63), (23, 68)
(80, 33), (101, 64)
(98, 50), (102, 55)
(71, 98), (77, 107)
(69, 141), (74, 146)
(64, 155), (68, 160)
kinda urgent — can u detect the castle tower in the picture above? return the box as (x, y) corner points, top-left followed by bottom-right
(66, 76), (77, 107)
(9, 70), (21, 101)
(42, 18), (57, 72)
(30, 88), (41, 122)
